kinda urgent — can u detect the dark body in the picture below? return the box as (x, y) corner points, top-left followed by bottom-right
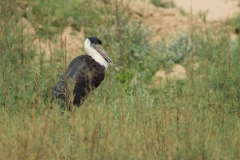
(52, 55), (105, 108)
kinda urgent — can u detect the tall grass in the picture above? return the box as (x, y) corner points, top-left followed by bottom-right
(1, 0), (240, 159)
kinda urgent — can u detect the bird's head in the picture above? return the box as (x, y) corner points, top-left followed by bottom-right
(84, 37), (118, 70)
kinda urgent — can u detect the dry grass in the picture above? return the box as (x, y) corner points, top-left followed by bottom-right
(1, 0), (240, 159)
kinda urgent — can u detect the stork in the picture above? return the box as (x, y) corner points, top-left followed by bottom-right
(52, 37), (117, 109)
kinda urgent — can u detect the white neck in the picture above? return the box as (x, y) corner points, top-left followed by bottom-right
(84, 39), (108, 69)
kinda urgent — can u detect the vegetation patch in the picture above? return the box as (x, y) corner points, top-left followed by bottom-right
(1, 0), (240, 159)
(151, 0), (175, 8)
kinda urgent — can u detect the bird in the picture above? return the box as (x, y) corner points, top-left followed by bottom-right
(52, 37), (117, 109)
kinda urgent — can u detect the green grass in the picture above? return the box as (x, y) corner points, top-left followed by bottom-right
(1, 0), (240, 159)
(151, 0), (175, 8)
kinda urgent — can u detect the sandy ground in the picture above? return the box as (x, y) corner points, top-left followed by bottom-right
(174, 0), (240, 21)
(129, 0), (240, 43)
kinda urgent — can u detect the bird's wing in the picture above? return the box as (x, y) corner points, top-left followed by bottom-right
(52, 55), (90, 104)
(67, 55), (91, 78)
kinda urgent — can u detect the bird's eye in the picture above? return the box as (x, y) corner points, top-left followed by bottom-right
(94, 42), (98, 45)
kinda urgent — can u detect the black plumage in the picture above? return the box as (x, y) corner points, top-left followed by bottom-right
(52, 37), (113, 109)
(52, 55), (106, 108)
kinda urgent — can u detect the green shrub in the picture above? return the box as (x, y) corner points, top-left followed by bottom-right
(155, 31), (195, 67)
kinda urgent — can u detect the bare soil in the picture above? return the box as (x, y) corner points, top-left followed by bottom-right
(174, 0), (240, 21)
(129, 0), (240, 43)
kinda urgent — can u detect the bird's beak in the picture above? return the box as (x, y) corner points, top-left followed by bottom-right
(91, 43), (119, 70)
(100, 52), (119, 71)
(99, 49), (113, 64)
(91, 43), (112, 63)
